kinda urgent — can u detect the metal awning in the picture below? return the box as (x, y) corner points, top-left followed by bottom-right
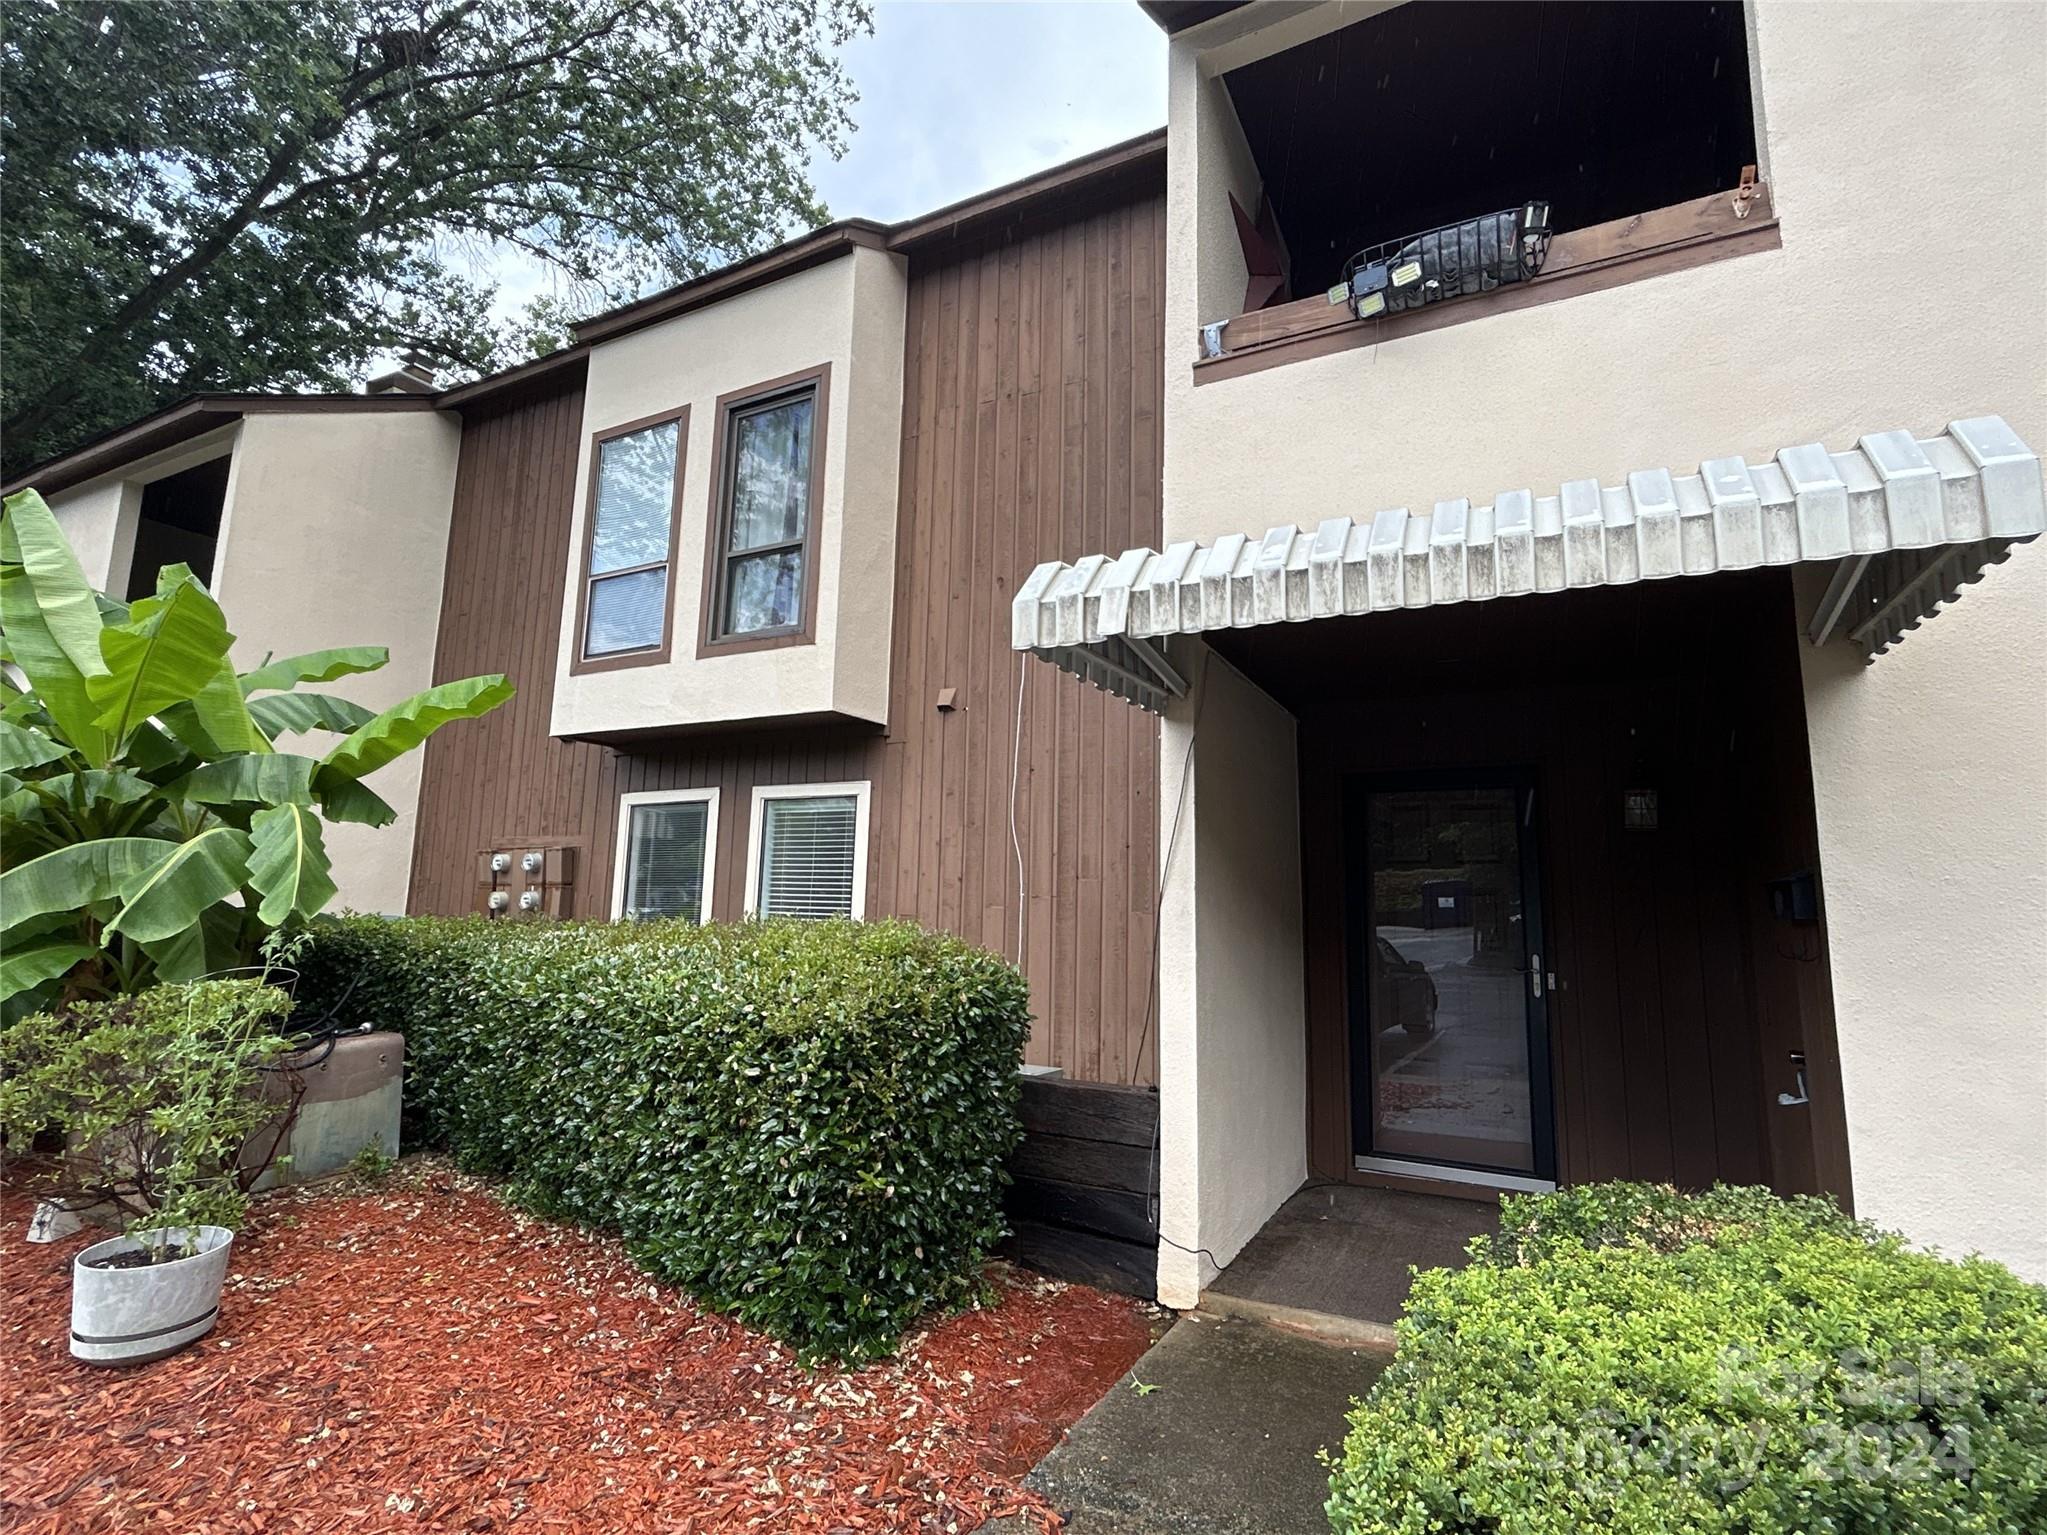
(1011, 416), (2044, 713)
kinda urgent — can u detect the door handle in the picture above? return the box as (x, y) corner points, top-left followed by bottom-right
(1528, 951), (1543, 998)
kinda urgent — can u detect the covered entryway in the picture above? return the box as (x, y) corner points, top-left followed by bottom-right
(1229, 567), (1851, 1205)
(1013, 415), (2043, 1309)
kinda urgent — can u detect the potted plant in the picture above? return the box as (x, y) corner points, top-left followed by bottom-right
(0, 978), (298, 1364)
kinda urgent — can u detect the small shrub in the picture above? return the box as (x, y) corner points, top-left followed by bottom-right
(1326, 1182), (2047, 1535)
(0, 979), (296, 1241)
(296, 915), (1031, 1363)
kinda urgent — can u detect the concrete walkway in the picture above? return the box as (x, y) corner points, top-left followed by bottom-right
(979, 1313), (1384, 1535)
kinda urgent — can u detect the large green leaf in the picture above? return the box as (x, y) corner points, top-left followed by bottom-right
(0, 837), (181, 927)
(321, 673), (513, 781)
(101, 826), (254, 944)
(137, 923), (210, 984)
(138, 904), (247, 986)
(0, 936), (96, 1002)
(169, 753), (320, 808)
(87, 566), (237, 747)
(248, 690), (376, 739)
(0, 490), (103, 676)
(238, 646), (388, 695)
(157, 658), (268, 758)
(0, 718), (69, 772)
(0, 490), (109, 764)
(16, 769), (156, 821)
(312, 771), (397, 828)
(123, 720), (192, 775)
(246, 803), (337, 925)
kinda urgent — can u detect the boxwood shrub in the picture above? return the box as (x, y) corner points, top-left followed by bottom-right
(1327, 1182), (2047, 1535)
(296, 914), (1031, 1363)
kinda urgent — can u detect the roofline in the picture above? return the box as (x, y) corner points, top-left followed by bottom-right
(1137, 1), (1252, 35)
(3, 393), (438, 499)
(569, 220), (892, 346)
(8, 129), (1169, 492)
(886, 127), (1166, 251)
(566, 127), (1166, 346)
(433, 344), (591, 410)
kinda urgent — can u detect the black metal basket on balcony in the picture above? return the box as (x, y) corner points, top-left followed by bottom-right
(1337, 201), (1553, 320)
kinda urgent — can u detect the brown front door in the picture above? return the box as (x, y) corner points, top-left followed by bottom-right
(1344, 775), (1557, 1185)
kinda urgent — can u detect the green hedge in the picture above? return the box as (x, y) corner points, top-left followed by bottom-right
(1327, 1183), (2047, 1535)
(296, 915), (1031, 1363)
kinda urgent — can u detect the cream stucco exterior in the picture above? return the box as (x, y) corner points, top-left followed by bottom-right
(212, 411), (463, 914)
(43, 410), (460, 914)
(1154, 0), (2047, 1291)
(1796, 552), (2047, 1282)
(549, 244), (908, 738)
(1156, 647), (1308, 1310)
(46, 426), (239, 592)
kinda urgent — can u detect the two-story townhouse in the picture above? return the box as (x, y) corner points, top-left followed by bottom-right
(1014, 0), (2046, 1305)
(14, 0), (2044, 1318)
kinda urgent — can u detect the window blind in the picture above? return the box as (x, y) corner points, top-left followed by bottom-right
(758, 795), (857, 919)
(624, 800), (709, 921)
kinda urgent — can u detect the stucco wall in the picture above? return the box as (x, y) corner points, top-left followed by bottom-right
(1166, 3), (2047, 534)
(1157, 1), (2047, 1276)
(214, 411), (463, 914)
(44, 427), (239, 592)
(1797, 554), (2047, 1281)
(550, 244), (908, 737)
(44, 478), (138, 592)
(1156, 647), (1308, 1307)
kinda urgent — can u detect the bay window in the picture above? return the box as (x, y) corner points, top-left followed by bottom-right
(701, 364), (830, 651)
(575, 408), (687, 669)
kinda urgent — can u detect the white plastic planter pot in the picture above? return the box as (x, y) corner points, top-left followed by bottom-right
(70, 1226), (234, 1366)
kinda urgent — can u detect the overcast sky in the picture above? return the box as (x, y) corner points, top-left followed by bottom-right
(479, 1), (1166, 335)
(812, 0), (1167, 224)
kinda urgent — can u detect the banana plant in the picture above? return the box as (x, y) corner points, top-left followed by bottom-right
(0, 487), (512, 1014)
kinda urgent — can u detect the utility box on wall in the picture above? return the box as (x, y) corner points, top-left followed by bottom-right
(476, 844), (578, 918)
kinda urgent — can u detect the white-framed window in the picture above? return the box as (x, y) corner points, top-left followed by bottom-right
(611, 787), (720, 923)
(744, 781), (871, 920)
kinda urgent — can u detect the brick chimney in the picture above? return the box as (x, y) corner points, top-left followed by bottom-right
(365, 358), (438, 395)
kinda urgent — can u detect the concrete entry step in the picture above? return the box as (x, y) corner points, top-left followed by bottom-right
(976, 1312), (1384, 1535)
(1193, 1290), (1397, 1353)
(1204, 1179), (1499, 1325)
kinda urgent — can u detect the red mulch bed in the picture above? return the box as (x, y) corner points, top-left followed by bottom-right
(1, 1161), (1159, 1534)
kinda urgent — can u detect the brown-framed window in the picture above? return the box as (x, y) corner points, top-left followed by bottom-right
(700, 363), (830, 652)
(572, 406), (688, 672)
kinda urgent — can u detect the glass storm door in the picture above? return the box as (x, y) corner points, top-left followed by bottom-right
(1345, 777), (1556, 1185)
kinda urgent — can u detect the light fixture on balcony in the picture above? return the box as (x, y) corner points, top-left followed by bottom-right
(1333, 202), (1554, 321)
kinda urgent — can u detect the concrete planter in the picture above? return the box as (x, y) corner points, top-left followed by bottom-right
(70, 1226), (233, 1366)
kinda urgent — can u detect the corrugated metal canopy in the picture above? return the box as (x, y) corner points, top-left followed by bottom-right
(1012, 416), (2044, 714)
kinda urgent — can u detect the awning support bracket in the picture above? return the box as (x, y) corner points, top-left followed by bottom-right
(1807, 554), (1873, 648)
(1123, 635), (1190, 699)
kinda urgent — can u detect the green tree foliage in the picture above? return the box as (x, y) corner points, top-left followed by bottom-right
(1325, 1183), (2047, 1535)
(0, 979), (297, 1240)
(0, 0), (869, 476)
(0, 488), (514, 1011)
(296, 914), (1033, 1364)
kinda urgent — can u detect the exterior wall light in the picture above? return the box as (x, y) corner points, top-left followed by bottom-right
(1334, 202), (1554, 321)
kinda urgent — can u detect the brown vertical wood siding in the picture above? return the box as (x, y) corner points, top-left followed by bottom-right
(410, 184), (1166, 1086)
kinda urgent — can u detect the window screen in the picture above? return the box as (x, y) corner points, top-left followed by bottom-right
(714, 388), (815, 638)
(622, 799), (710, 921)
(584, 417), (680, 657)
(757, 794), (858, 919)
